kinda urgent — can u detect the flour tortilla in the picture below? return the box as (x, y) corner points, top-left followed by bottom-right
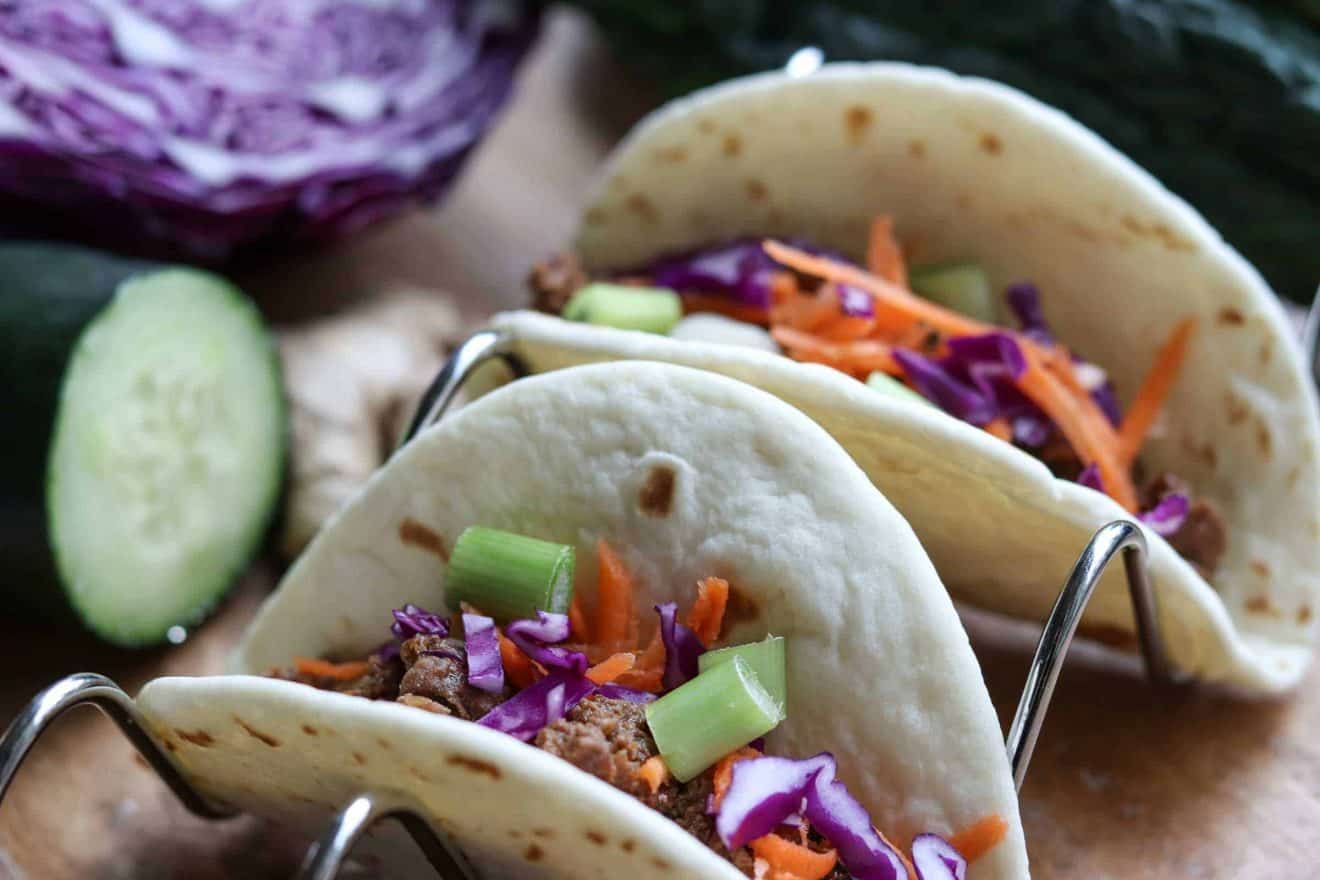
(481, 62), (1320, 693)
(136, 362), (1028, 879)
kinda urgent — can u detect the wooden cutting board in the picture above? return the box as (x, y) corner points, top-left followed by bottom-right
(2, 10), (1316, 879)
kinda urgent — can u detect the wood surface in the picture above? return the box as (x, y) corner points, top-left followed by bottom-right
(1, 10), (1315, 879)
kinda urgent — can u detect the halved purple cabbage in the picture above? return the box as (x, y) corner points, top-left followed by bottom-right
(716, 752), (908, 880)
(656, 601), (705, 691)
(506, 611), (588, 675)
(462, 613), (504, 693)
(0, 0), (536, 262)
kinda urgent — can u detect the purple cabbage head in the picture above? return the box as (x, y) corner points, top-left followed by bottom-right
(0, 0), (537, 262)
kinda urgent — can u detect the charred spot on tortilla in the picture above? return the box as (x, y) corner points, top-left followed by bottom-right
(721, 132), (742, 157)
(233, 718), (280, 747)
(1256, 421), (1273, 458)
(908, 139), (926, 158)
(1224, 391), (1249, 425)
(1217, 306), (1247, 326)
(1259, 339), (1273, 366)
(585, 830), (608, 845)
(651, 857), (673, 870)
(1299, 605), (1313, 624)
(697, 118), (716, 135)
(652, 146), (687, 165)
(523, 844), (544, 862)
(1245, 595), (1280, 616)
(978, 132), (1002, 155)
(351, 751), (367, 766)
(621, 838), (637, 852)
(625, 194), (658, 224)
(639, 465), (677, 517)
(301, 724), (318, 736)
(843, 105), (871, 143)
(375, 737), (392, 751)
(399, 517), (448, 561)
(531, 828), (554, 839)
(745, 178), (768, 201)
(1250, 559), (1272, 579)
(447, 754), (502, 779)
(176, 728), (215, 747)
(408, 766), (433, 782)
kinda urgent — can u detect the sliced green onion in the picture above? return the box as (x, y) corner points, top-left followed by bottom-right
(866, 371), (931, 406)
(909, 260), (996, 323)
(645, 655), (783, 782)
(562, 283), (683, 334)
(445, 526), (575, 621)
(697, 636), (787, 711)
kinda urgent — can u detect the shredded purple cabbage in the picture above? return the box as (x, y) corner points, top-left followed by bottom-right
(656, 602), (705, 691)
(1006, 282), (1053, 344)
(1077, 463), (1104, 492)
(1140, 493), (1190, 537)
(0, 0), (537, 262)
(476, 670), (594, 742)
(837, 284), (875, 318)
(506, 611), (588, 676)
(462, 613), (504, 693)
(911, 834), (968, 880)
(391, 604), (450, 640)
(648, 239), (781, 309)
(372, 639), (401, 663)
(716, 752), (907, 880)
(894, 349), (997, 425)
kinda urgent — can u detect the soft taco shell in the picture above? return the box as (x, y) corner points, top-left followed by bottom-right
(137, 362), (1028, 879)
(481, 62), (1320, 693)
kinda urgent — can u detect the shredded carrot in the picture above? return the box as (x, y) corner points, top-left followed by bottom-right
(498, 634), (537, 689)
(1116, 318), (1197, 467)
(865, 215), (908, 288)
(946, 814), (1009, 864)
(569, 594), (590, 643)
(772, 286), (844, 333)
(682, 293), (771, 326)
(595, 539), (635, 648)
(293, 658), (370, 681)
(771, 326), (902, 376)
(879, 830), (916, 880)
(636, 756), (670, 794)
(712, 746), (762, 810)
(586, 652), (635, 685)
(687, 577), (729, 646)
(984, 417), (1013, 442)
(750, 833), (838, 880)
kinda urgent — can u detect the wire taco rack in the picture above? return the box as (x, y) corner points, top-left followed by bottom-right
(0, 330), (1190, 880)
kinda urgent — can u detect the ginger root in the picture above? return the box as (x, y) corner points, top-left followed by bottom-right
(278, 291), (466, 558)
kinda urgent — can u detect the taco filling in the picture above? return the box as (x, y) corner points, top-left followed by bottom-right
(530, 222), (1227, 578)
(274, 527), (1007, 880)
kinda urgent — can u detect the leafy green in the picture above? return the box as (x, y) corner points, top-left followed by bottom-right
(574, 0), (1320, 302)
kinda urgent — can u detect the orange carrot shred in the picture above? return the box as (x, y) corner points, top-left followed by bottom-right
(595, 539), (635, 648)
(946, 814), (1009, 864)
(865, 215), (908, 288)
(750, 833), (838, 880)
(637, 756), (670, 794)
(984, 417), (1013, 442)
(712, 746), (762, 810)
(569, 594), (591, 643)
(687, 577), (729, 646)
(293, 658), (370, 681)
(586, 652), (635, 685)
(771, 326), (902, 376)
(498, 634), (537, 689)
(1116, 318), (1197, 467)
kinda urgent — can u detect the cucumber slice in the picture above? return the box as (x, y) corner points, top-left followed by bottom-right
(0, 244), (285, 646)
(866, 371), (931, 406)
(909, 261), (997, 324)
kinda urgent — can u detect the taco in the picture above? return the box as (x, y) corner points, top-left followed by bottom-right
(135, 362), (1027, 879)
(489, 63), (1320, 693)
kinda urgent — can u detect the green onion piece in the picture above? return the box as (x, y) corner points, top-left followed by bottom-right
(866, 371), (931, 406)
(697, 636), (787, 711)
(562, 283), (683, 334)
(645, 655), (783, 782)
(445, 526), (575, 621)
(909, 260), (996, 323)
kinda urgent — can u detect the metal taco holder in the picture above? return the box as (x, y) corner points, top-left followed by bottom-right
(0, 329), (1191, 880)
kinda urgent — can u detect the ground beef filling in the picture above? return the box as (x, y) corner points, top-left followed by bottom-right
(529, 252), (588, 315)
(281, 641), (836, 877)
